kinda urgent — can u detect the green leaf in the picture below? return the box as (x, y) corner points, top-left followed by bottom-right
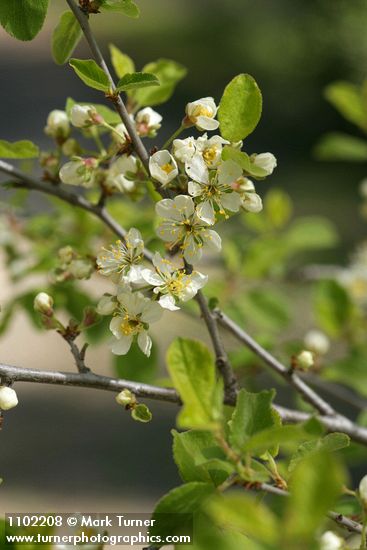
(114, 341), (158, 384)
(285, 217), (338, 252)
(65, 97), (120, 125)
(166, 338), (222, 430)
(131, 403), (152, 423)
(324, 81), (367, 131)
(69, 59), (110, 92)
(228, 389), (276, 455)
(116, 72), (159, 93)
(133, 58), (187, 107)
(0, 140), (39, 159)
(208, 493), (278, 545)
(218, 74), (262, 142)
(151, 482), (214, 542)
(284, 452), (345, 545)
(242, 424), (313, 455)
(172, 430), (233, 487)
(52, 11), (82, 65)
(100, 0), (140, 18)
(314, 132), (367, 161)
(0, 0), (49, 41)
(109, 44), (135, 78)
(265, 189), (293, 229)
(289, 433), (350, 473)
(221, 147), (268, 178)
(314, 280), (353, 337)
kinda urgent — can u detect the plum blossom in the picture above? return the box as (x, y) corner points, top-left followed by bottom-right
(59, 157), (98, 187)
(109, 291), (162, 356)
(156, 195), (221, 263)
(195, 134), (229, 168)
(252, 152), (277, 175)
(172, 137), (196, 163)
(44, 110), (70, 139)
(135, 107), (162, 137)
(149, 150), (178, 186)
(97, 228), (144, 282)
(185, 97), (219, 131)
(232, 177), (263, 213)
(319, 531), (344, 550)
(70, 104), (103, 128)
(141, 252), (208, 310)
(105, 155), (139, 193)
(186, 155), (242, 224)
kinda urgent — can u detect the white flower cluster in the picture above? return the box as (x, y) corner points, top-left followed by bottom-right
(96, 228), (207, 356)
(48, 97), (276, 361)
(45, 104), (162, 193)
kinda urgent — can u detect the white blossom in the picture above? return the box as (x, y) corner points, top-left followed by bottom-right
(97, 228), (144, 282)
(320, 531), (344, 550)
(109, 291), (162, 356)
(34, 292), (54, 315)
(149, 150), (178, 186)
(195, 134), (229, 168)
(304, 330), (330, 355)
(96, 294), (117, 316)
(135, 107), (162, 137)
(59, 157), (98, 187)
(70, 104), (103, 128)
(141, 252), (208, 310)
(185, 97), (219, 131)
(172, 137), (196, 163)
(186, 155), (242, 224)
(105, 155), (138, 193)
(45, 110), (70, 139)
(232, 176), (263, 213)
(0, 386), (18, 411)
(252, 152), (277, 175)
(156, 195), (221, 263)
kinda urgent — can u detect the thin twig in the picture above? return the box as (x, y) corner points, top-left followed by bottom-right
(65, 0), (150, 172)
(195, 291), (238, 402)
(1, 363), (367, 445)
(0, 159), (153, 262)
(64, 337), (90, 373)
(214, 309), (336, 417)
(247, 482), (363, 534)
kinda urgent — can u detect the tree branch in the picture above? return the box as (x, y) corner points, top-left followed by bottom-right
(247, 482), (363, 535)
(1, 362), (367, 445)
(65, 0), (150, 172)
(214, 309), (336, 417)
(0, 159), (153, 262)
(195, 290), (238, 402)
(1, 162), (367, 442)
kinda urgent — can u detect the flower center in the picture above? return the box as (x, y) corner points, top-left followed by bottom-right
(168, 273), (186, 294)
(120, 315), (143, 336)
(161, 163), (175, 175)
(203, 147), (217, 164)
(193, 106), (212, 119)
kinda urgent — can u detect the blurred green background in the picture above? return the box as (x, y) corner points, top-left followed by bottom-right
(1, 0), (367, 521)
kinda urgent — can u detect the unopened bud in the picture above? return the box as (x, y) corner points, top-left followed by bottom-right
(296, 350), (314, 370)
(0, 386), (18, 410)
(116, 389), (136, 407)
(304, 330), (330, 356)
(45, 110), (70, 139)
(71, 105), (103, 128)
(34, 292), (54, 316)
